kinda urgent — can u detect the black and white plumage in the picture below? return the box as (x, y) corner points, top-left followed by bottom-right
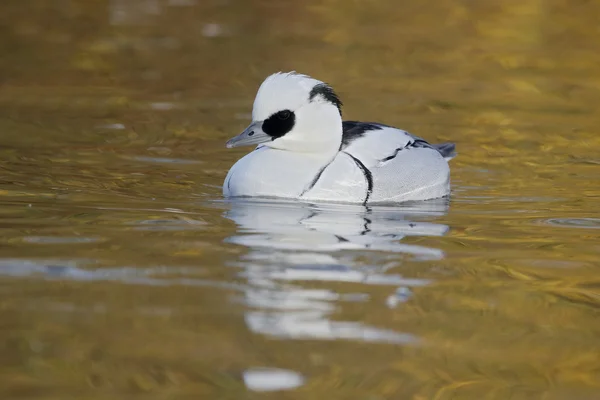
(223, 72), (456, 204)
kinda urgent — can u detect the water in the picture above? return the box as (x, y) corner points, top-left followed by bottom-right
(1, 0), (599, 399)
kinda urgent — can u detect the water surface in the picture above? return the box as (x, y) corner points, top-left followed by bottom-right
(1, 1), (600, 399)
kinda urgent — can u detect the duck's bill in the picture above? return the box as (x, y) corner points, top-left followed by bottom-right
(226, 122), (272, 148)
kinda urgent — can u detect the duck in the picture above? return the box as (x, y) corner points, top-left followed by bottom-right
(223, 72), (456, 204)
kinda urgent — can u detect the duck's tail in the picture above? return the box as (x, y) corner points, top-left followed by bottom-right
(432, 142), (457, 161)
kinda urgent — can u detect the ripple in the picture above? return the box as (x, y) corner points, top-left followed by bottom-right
(0, 259), (240, 289)
(95, 123), (125, 130)
(149, 102), (177, 110)
(569, 156), (600, 165)
(132, 218), (207, 231)
(542, 218), (600, 229)
(127, 155), (202, 164)
(22, 236), (102, 244)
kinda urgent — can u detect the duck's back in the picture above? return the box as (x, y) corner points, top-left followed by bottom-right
(302, 121), (454, 204)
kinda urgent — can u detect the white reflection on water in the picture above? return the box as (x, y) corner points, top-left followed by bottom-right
(223, 198), (450, 345)
(243, 367), (305, 392)
(0, 259), (246, 291)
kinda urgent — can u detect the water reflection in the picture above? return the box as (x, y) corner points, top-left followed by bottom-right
(225, 199), (449, 254)
(223, 199), (450, 345)
(243, 367), (305, 392)
(0, 258), (244, 291)
(542, 218), (600, 230)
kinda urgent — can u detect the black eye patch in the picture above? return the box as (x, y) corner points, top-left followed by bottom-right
(262, 109), (295, 139)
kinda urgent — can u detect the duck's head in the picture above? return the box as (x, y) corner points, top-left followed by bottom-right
(226, 72), (343, 154)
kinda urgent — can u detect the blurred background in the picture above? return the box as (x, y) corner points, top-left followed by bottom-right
(0, 0), (599, 399)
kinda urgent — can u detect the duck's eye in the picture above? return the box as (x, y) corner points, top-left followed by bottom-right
(277, 110), (291, 120)
(262, 109), (296, 139)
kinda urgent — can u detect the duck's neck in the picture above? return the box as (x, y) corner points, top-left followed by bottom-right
(264, 103), (343, 158)
(265, 128), (343, 160)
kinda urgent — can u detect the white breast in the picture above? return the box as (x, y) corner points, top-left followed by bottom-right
(224, 147), (333, 198)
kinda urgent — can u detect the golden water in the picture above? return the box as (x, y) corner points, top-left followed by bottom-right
(1, 1), (599, 399)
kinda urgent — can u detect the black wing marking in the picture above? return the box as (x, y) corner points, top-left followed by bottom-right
(341, 121), (384, 148)
(379, 148), (403, 163)
(377, 138), (457, 164)
(375, 136), (433, 164)
(377, 140), (457, 164)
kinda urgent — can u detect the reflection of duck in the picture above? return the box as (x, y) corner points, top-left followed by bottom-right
(224, 198), (449, 257)
(223, 199), (450, 344)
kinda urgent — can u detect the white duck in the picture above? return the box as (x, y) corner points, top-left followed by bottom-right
(223, 72), (456, 204)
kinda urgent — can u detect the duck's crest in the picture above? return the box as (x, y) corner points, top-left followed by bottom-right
(263, 71), (342, 116)
(309, 83), (342, 116)
(253, 71), (338, 121)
